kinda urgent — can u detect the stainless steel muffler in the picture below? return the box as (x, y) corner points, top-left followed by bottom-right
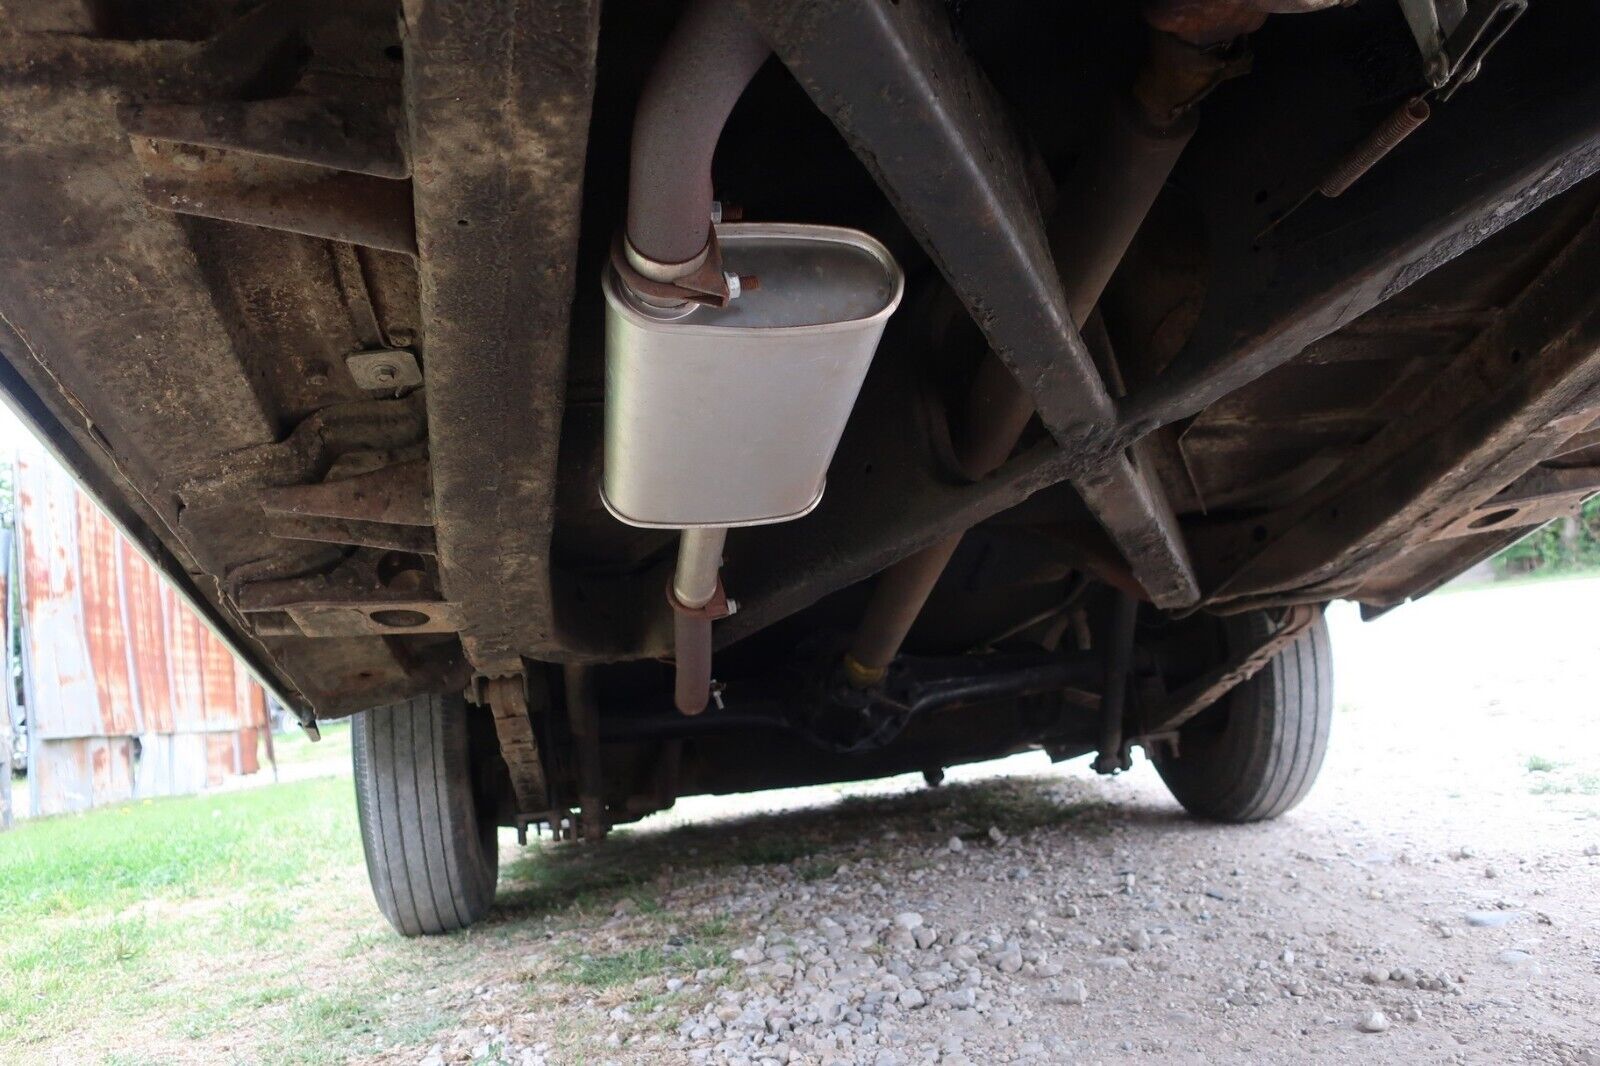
(602, 223), (903, 711)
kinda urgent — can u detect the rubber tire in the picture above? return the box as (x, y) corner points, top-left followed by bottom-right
(351, 694), (499, 935)
(1153, 609), (1332, 823)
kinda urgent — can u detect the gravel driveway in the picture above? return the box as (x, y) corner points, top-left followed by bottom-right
(384, 579), (1600, 1066)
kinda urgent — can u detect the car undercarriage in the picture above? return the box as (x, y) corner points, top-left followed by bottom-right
(3, 0), (1598, 932)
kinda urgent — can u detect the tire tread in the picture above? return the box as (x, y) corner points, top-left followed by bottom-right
(1154, 609), (1332, 823)
(351, 694), (497, 935)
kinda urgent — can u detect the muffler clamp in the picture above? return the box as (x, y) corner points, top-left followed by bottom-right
(667, 576), (732, 621)
(613, 231), (733, 308)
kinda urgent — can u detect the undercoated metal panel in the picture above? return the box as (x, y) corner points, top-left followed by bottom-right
(15, 445), (268, 817)
(407, 0), (602, 672)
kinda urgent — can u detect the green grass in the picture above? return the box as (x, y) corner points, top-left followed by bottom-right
(1521, 750), (1600, 797)
(0, 774), (356, 920)
(559, 941), (729, 990)
(268, 719), (351, 769)
(1531, 772), (1600, 796)
(695, 915), (733, 940)
(0, 771), (490, 1064)
(0, 776), (364, 1056)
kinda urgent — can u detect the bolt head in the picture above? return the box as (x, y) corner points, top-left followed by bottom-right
(372, 363), (398, 384)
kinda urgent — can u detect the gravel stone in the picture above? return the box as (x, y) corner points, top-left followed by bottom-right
(373, 610), (1597, 1066)
(1464, 910), (1520, 928)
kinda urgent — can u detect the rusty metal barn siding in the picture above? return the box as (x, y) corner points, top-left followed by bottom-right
(0, 528), (12, 829)
(16, 447), (268, 816)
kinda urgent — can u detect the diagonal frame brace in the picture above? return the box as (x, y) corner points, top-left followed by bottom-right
(740, 0), (1198, 607)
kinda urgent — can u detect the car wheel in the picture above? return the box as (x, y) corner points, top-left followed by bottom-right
(351, 693), (499, 935)
(1152, 608), (1332, 823)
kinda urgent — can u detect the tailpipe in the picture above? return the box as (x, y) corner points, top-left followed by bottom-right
(670, 527), (727, 715)
(605, 1), (905, 713)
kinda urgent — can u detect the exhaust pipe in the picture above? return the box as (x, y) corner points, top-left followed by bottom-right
(670, 527), (727, 714)
(624, 0), (771, 277)
(605, 1), (904, 713)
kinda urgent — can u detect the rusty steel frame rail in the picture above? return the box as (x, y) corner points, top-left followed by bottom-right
(740, 0), (1200, 610)
(1139, 603), (1318, 738)
(1206, 206), (1600, 608)
(1119, 5), (1600, 437)
(405, 0), (601, 676)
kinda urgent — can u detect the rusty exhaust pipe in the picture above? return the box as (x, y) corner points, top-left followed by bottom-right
(624, 0), (770, 277)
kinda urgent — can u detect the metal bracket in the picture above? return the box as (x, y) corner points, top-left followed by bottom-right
(1139, 603), (1319, 739)
(1399, 0), (1527, 100)
(259, 458), (433, 527)
(482, 673), (549, 823)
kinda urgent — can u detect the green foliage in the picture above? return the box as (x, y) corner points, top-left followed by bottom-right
(1493, 496), (1600, 577)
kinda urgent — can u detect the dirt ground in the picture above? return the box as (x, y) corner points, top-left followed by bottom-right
(11, 577), (1600, 1066)
(362, 578), (1600, 1066)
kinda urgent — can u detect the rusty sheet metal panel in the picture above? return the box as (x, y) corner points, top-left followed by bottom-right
(15, 445), (269, 816)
